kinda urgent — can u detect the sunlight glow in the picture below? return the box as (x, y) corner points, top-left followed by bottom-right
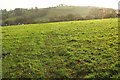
(0, 0), (119, 10)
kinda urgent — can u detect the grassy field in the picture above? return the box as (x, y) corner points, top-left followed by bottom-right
(2, 18), (120, 78)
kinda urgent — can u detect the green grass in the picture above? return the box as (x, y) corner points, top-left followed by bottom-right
(2, 18), (120, 78)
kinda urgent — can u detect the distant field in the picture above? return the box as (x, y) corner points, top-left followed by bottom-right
(2, 18), (120, 78)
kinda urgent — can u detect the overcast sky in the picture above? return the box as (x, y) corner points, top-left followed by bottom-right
(0, 0), (119, 10)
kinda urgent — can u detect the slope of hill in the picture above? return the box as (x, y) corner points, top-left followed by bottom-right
(34, 6), (92, 22)
(1, 6), (117, 25)
(2, 18), (119, 78)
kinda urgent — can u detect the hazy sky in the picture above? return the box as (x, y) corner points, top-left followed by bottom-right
(0, 0), (119, 10)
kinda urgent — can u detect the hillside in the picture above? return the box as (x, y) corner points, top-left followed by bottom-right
(35, 6), (91, 21)
(1, 5), (117, 25)
(2, 18), (120, 78)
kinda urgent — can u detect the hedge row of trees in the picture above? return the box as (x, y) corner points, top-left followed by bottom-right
(1, 8), (49, 25)
(50, 8), (117, 22)
(1, 7), (118, 26)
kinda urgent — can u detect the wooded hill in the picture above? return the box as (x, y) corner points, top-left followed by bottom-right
(1, 5), (118, 25)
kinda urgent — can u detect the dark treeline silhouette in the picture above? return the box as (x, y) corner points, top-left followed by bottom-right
(1, 5), (118, 26)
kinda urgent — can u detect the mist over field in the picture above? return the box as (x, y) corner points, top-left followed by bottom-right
(1, 5), (117, 26)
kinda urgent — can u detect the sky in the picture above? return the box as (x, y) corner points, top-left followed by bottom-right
(0, 0), (119, 10)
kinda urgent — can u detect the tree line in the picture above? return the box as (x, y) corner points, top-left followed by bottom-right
(50, 8), (117, 22)
(1, 6), (118, 26)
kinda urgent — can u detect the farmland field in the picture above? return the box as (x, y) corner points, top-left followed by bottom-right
(2, 18), (120, 78)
